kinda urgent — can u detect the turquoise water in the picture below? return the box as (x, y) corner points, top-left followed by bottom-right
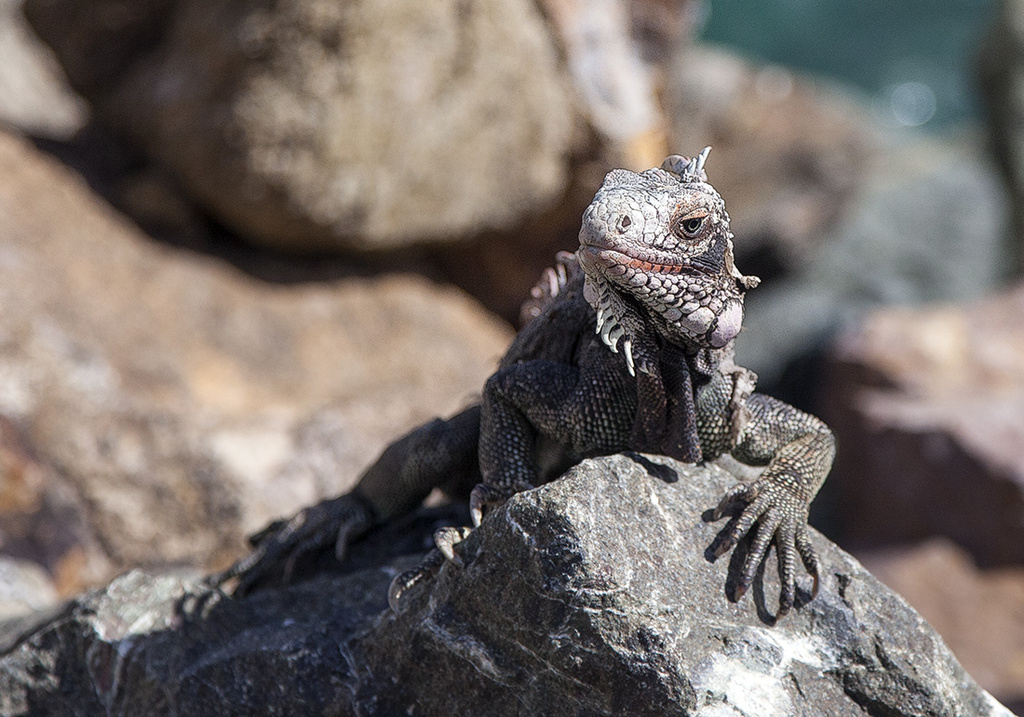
(701, 0), (998, 129)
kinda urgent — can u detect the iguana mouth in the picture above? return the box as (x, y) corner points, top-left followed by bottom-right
(580, 245), (686, 273)
(579, 245), (705, 278)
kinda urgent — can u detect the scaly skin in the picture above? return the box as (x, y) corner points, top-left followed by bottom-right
(213, 149), (835, 619)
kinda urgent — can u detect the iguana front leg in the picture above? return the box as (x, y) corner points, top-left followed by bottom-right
(472, 352), (637, 521)
(388, 361), (585, 607)
(388, 352), (636, 607)
(706, 391), (835, 617)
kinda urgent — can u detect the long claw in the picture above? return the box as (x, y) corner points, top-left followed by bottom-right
(623, 339), (635, 376)
(282, 551), (299, 584)
(712, 483), (752, 521)
(434, 526), (473, 568)
(248, 518), (287, 548)
(437, 541), (461, 566)
(388, 548), (446, 612)
(469, 482), (526, 527)
(470, 489), (485, 528)
(335, 521), (360, 562)
(795, 525), (820, 599)
(712, 535), (735, 559)
(386, 580), (403, 612)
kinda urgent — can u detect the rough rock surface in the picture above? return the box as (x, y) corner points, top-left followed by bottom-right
(0, 457), (1012, 716)
(858, 539), (1024, 712)
(25, 0), (574, 251)
(0, 128), (511, 591)
(823, 284), (1024, 565)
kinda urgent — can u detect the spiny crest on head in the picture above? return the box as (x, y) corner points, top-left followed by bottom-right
(660, 146), (711, 183)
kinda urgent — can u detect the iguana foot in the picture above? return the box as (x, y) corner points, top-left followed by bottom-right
(390, 479), (528, 606)
(212, 493), (375, 596)
(434, 525), (474, 567)
(390, 481), (531, 611)
(387, 525), (475, 610)
(469, 481), (530, 526)
(387, 548), (446, 611)
(710, 479), (820, 618)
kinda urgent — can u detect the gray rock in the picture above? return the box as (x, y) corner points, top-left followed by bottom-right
(0, 457), (1011, 716)
(857, 539), (1024, 710)
(25, 0), (574, 251)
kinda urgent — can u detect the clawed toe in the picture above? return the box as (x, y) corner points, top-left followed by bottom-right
(470, 482), (526, 527)
(435, 526), (474, 567)
(711, 483), (754, 521)
(387, 523), (478, 610)
(709, 480), (820, 619)
(388, 549), (446, 612)
(213, 494), (375, 596)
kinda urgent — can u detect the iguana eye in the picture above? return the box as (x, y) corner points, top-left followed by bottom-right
(675, 214), (706, 238)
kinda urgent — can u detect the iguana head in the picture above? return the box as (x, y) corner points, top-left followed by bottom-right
(576, 148), (759, 372)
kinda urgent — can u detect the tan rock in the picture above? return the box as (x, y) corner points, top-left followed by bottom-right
(0, 129), (512, 589)
(0, 556), (58, 621)
(0, 0), (86, 138)
(26, 0), (575, 251)
(823, 285), (1024, 564)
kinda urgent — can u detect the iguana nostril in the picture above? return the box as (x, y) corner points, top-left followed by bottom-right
(616, 214), (632, 233)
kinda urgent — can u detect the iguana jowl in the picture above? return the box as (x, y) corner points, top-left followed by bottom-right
(215, 149), (836, 617)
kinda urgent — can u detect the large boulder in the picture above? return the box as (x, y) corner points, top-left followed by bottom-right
(20, 0), (704, 325)
(823, 284), (1024, 566)
(24, 0), (575, 251)
(0, 128), (512, 592)
(0, 457), (1012, 716)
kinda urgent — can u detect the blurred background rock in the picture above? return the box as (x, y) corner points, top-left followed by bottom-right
(1, 0), (1022, 709)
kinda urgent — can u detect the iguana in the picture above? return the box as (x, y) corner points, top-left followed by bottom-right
(214, 149), (836, 617)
